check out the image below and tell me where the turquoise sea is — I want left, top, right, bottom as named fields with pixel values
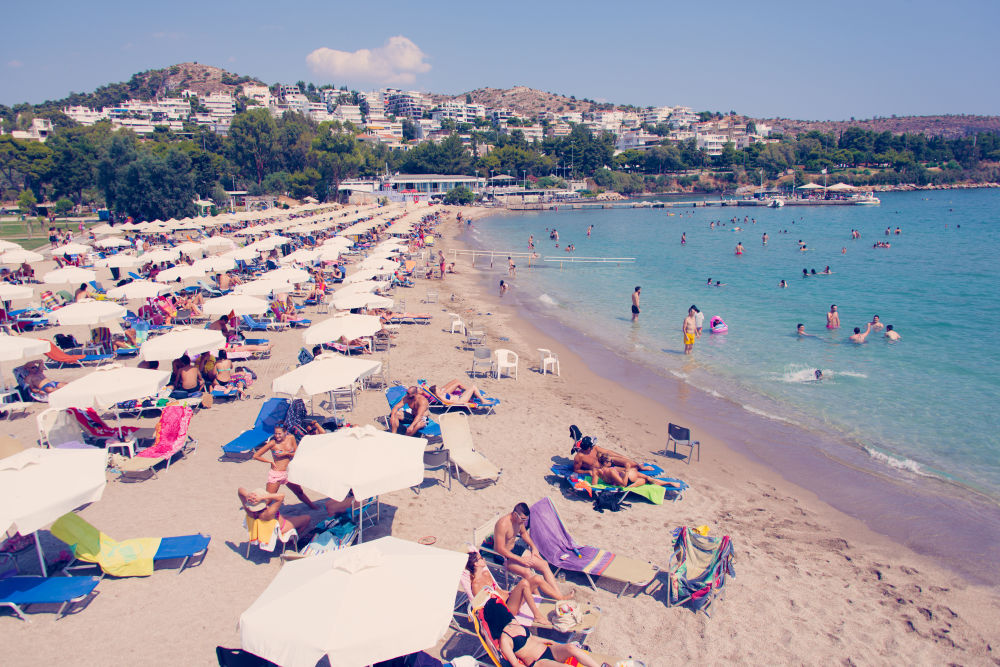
left=468, top=189, right=1000, bottom=500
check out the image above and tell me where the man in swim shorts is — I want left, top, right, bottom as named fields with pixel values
left=683, top=307, right=697, bottom=354
left=827, top=305, right=840, bottom=329
left=849, top=323, right=872, bottom=344
left=493, top=503, right=572, bottom=600
left=388, top=386, right=431, bottom=437
left=631, top=286, right=641, bottom=321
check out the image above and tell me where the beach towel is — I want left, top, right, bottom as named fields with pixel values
left=244, top=517, right=280, bottom=552
left=282, top=399, right=308, bottom=435
left=550, top=463, right=686, bottom=505
left=50, top=513, right=161, bottom=577
left=527, top=498, right=616, bottom=577
left=301, top=515, right=358, bottom=556
left=137, top=406, right=192, bottom=458
left=67, top=407, right=140, bottom=440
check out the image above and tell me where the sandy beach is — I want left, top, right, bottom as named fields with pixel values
left=2, top=206, right=999, bottom=666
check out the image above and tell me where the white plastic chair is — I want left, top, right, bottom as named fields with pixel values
left=537, top=348, right=560, bottom=376
left=447, top=312, right=464, bottom=334
left=424, top=290, right=438, bottom=304
left=494, top=349, right=518, bottom=380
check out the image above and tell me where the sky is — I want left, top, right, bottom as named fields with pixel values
left=2, top=0, right=998, bottom=120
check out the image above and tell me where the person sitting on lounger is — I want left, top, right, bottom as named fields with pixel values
left=494, top=503, right=573, bottom=601
left=208, top=314, right=232, bottom=339
left=24, top=360, right=66, bottom=394
left=252, top=425, right=319, bottom=510
left=572, top=436, right=653, bottom=474
left=467, top=550, right=549, bottom=626
left=212, top=350, right=248, bottom=399
left=430, top=379, right=486, bottom=405
left=238, top=487, right=311, bottom=539
left=591, top=453, right=681, bottom=489
left=74, top=283, right=91, bottom=302
left=389, top=386, right=431, bottom=436
left=480, top=594, right=604, bottom=667
left=170, top=354, right=205, bottom=396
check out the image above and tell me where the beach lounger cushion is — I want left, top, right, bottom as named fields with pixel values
left=0, top=575, right=101, bottom=620
left=221, top=398, right=290, bottom=455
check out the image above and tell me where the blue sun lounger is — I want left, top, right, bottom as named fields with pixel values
left=381, top=385, right=442, bottom=439
left=220, top=398, right=290, bottom=459
left=0, top=576, right=101, bottom=621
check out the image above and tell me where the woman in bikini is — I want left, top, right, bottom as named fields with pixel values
left=237, top=487, right=311, bottom=538
left=252, top=425, right=319, bottom=509
left=212, top=350, right=248, bottom=399
left=480, top=594, right=605, bottom=667
left=430, top=379, right=485, bottom=405
left=466, top=551, right=549, bottom=627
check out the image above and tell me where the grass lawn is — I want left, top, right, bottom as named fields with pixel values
left=0, top=217, right=101, bottom=250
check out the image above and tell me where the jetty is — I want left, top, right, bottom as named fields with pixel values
left=449, top=249, right=635, bottom=268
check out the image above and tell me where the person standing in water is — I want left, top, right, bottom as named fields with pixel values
left=735, top=242, right=744, bottom=255
left=682, top=307, right=698, bottom=354
left=631, top=286, right=641, bottom=321
left=827, top=305, right=840, bottom=329
left=586, top=225, right=593, bottom=237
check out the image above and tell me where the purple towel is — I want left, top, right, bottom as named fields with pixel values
left=529, top=498, right=615, bottom=575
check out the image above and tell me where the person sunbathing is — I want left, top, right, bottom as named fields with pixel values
left=252, top=425, right=319, bottom=510
left=389, top=386, right=430, bottom=436
left=480, top=594, right=605, bottom=667
left=238, top=487, right=311, bottom=539
left=429, top=379, right=485, bottom=405
left=494, top=504, right=572, bottom=601
left=572, top=435, right=653, bottom=474
left=466, top=550, right=549, bottom=626
left=212, top=350, right=248, bottom=399
left=24, top=361, right=66, bottom=394
left=591, top=453, right=681, bottom=489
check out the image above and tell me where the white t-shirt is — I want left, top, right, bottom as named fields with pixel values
left=695, top=311, right=705, bottom=329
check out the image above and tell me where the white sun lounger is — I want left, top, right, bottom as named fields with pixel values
left=439, top=413, right=501, bottom=489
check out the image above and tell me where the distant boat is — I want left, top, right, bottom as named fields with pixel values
left=768, top=198, right=785, bottom=208
left=852, top=193, right=880, bottom=205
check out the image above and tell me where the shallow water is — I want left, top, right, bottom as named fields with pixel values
left=468, top=190, right=1000, bottom=499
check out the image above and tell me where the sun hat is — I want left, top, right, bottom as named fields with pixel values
left=246, top=488, right=268, bottom=512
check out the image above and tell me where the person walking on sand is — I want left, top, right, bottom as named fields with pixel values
left=631, top=286, right=641, bottom=321
left=683, top=307, right=697, bottom=354
left=827, top=304, right=840, bottom=329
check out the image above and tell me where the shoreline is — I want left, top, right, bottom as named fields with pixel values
left=450, top=208, right=1000, bottom=585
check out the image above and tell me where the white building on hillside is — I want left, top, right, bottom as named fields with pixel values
left=332, top=105, right=363, bottom=125
left=241, top=84, right=272, bottom=107
left=63, top=105, right=108, bottom=125
left=9, top=118, right=53, bottom=142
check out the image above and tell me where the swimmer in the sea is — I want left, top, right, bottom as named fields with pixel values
left=813, top=369, right=823, bottom=381
left=797, top=323, right=816, bottom=337
left=884, top=324, right=901, bottom=341
left=822, top=266, right=832, bottom=274
left=870, top=314, right=884, bottom=331
left=849, top=323, right=872, bottom=344
left=762, top=232, right=768, bottom=245
left=827, top=305, right=840, bottom=329
left=779, top=279, right=787, bottom=288
left=735, top=242, right=744, bottom=255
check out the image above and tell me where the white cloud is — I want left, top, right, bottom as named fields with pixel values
left=7, top=60, right=23, bottom=68
left=306, top=36, right=430, bottom=85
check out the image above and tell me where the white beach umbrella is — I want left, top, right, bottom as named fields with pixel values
left=233, top=279, right=294, bottom=297
left=51, top=300, right=126, bottom=326
left=279, top=248, right=320, bottom=265
left=332, top=282, right=378, bottom=297
left=0, top=284, right=34, bottom=301
left=42, top=267, right=97, bottom=285
left=302, top=314, right=381, bottom=345
left=106, top=280, right=170, bottom=301
left=49, top=243, right=92, bottom=256
left=89, top=223, right=121, bottom=236
left=323, top=237, right=353, bottom=249
left=358, top=258, right=399, bottom=273
left=48, top=366, right=171, bottom=411
left=249, top=236, right=290, bottom=252
left=0, top=249, right=44, bottom=264
left=0, top=447, right=108, bottom=575
left=330, top=292, right=393, bottom=311
left=289, top=426, right=425, bottom=502
left=173, top=242, right=204, bottom=255
left=140, top=327, right=226, bottom=362
left=155, top=264, right=206, bottom=283
left=313, top=246, right=347, bottom=262
left=192, top=256, right=236, bottom=273
left=0, top=334, right=49, bottom=363
left=201, top=236, right=236, bottom=251
left=141, top=248, right=181, bottom=263
left=272, top=355, right=380, bottom=397
left=227, top=246, right=262, bottom=261
left=94, top=237, right=131, bottom=249
left=259, top=267, right=310, bottom=284
left=94, top=254, right=141, bottom=269
left=203, top=293, right=271, bottom=317
left=239, top=536, right=464, bottom=667
left=0, top=240, right=23, bottom=252
left=343, top=268, right=383, bottom=284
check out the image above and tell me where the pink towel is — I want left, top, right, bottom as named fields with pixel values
left=137, top=406, right=192, bottom=458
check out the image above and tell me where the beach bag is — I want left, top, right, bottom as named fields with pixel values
left=593, top=488, right=629, bottom=513
left=201, top=392, right=214, bottom=409
left=548, top=600, right=584, bottom=632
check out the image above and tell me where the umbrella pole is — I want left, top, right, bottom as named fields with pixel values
left=34, top=531, right=48, bottom=577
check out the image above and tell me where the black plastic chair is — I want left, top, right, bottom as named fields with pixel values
left=664, top=423, right=700, bottom=464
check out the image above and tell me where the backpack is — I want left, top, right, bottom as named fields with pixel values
left=593, top=488, right=630, bottom=513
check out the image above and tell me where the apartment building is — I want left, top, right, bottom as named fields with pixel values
left=386, top=90, right=427, bottom=120
left=332, top=105, right=364, bottom=125
left=241, top=84, right=272, bottom=107
left=9, top=118, right=54, bottom=142
left=641, top=106, right=674, bottom=126
left=63, top=105, right=109, bottom=125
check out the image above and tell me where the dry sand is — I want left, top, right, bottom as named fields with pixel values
left=2, top=208, right=998, bottom=666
